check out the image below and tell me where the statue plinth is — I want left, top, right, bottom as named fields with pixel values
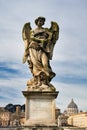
left=22, top=17, right=59, bottom=130
left=22, top=91, right=59, bottom=130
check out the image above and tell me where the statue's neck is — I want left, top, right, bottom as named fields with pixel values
left=37, top=26, right=43, bottom=29
left=34, top=27, right=45, bottom=33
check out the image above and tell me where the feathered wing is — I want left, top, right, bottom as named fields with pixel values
left=48, top=21, right=59, bottom=59
left=22, top=22, right=32, bottom=63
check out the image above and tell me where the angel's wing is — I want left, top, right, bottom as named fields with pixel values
left=22, top=22, right=32, bottom=63
left=48, top=21, right=59, bottom=59
left=22, top=22, right=32, bottom=42
left=50, top=21, right=59, bottom=42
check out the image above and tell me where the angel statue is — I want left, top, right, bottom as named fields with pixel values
left=22, top=16, right=59, bottom=91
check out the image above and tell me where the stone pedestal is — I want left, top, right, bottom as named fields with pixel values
left=22, top=91, right=59, bottom=130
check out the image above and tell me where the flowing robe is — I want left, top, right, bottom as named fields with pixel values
left=28, top=28, right=55, bottom=80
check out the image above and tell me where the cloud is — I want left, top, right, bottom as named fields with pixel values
left=53, top=82, right=87, bottom=112
left=0, top=0, right=87, bottom=111
left=0, top=61, right=29, bottom=79
left=0, top=61, right=31, bottom=106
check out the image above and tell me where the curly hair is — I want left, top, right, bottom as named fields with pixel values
left=35, top=16, right=45, bottom=25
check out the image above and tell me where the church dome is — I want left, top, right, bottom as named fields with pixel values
left=66, top=99, right=78, bottom=116
left=67, top=99, right=78, bottom=109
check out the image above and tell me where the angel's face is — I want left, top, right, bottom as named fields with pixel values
left=37, top=19, right=44, bottom=27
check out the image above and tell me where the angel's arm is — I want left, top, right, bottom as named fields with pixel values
left=30, top=29, right=52, bottom=44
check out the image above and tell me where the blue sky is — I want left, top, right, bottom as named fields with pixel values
left=0, top=0, right=87, bottom=112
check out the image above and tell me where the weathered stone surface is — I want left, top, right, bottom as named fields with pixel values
left=22, top=17, right=59, bottom=90
left=22, top=91, right=58, bottom=127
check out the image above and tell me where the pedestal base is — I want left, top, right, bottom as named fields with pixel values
left=22, top=91, right=59, bottom=130
left=23, top=125, right=58, bottom=130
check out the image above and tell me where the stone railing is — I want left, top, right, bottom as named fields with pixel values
left=0, top=126, right=23, bottom=130
left=60, top=127, right=87, bottom=130
left=0, top=126, right=87, bottom=130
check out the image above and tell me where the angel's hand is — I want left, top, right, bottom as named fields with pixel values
left=41, top=39, right=47, bottom=44
left=22, top=55, right=27, bottom=63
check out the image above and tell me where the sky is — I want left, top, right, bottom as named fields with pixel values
left=0, top=0, right=87, bottom=112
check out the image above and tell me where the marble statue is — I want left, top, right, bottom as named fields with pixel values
left=22, top=17, right=59, bottom=91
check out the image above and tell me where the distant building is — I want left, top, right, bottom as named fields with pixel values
left=58, top=114, right=68, bottom=126
left=57, top=98, right=79, bottom=127
left=66, top=99, right=79, bottom=116
left=68, top=112, right=87, bottom=127
left=0, top=105, right=25, bottom=127
left=10, top=106, right=25, bottom=126
left=0, top=107, right=11, bottom=126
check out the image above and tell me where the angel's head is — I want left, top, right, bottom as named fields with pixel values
left=35, top=17, right=45, bottom=27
